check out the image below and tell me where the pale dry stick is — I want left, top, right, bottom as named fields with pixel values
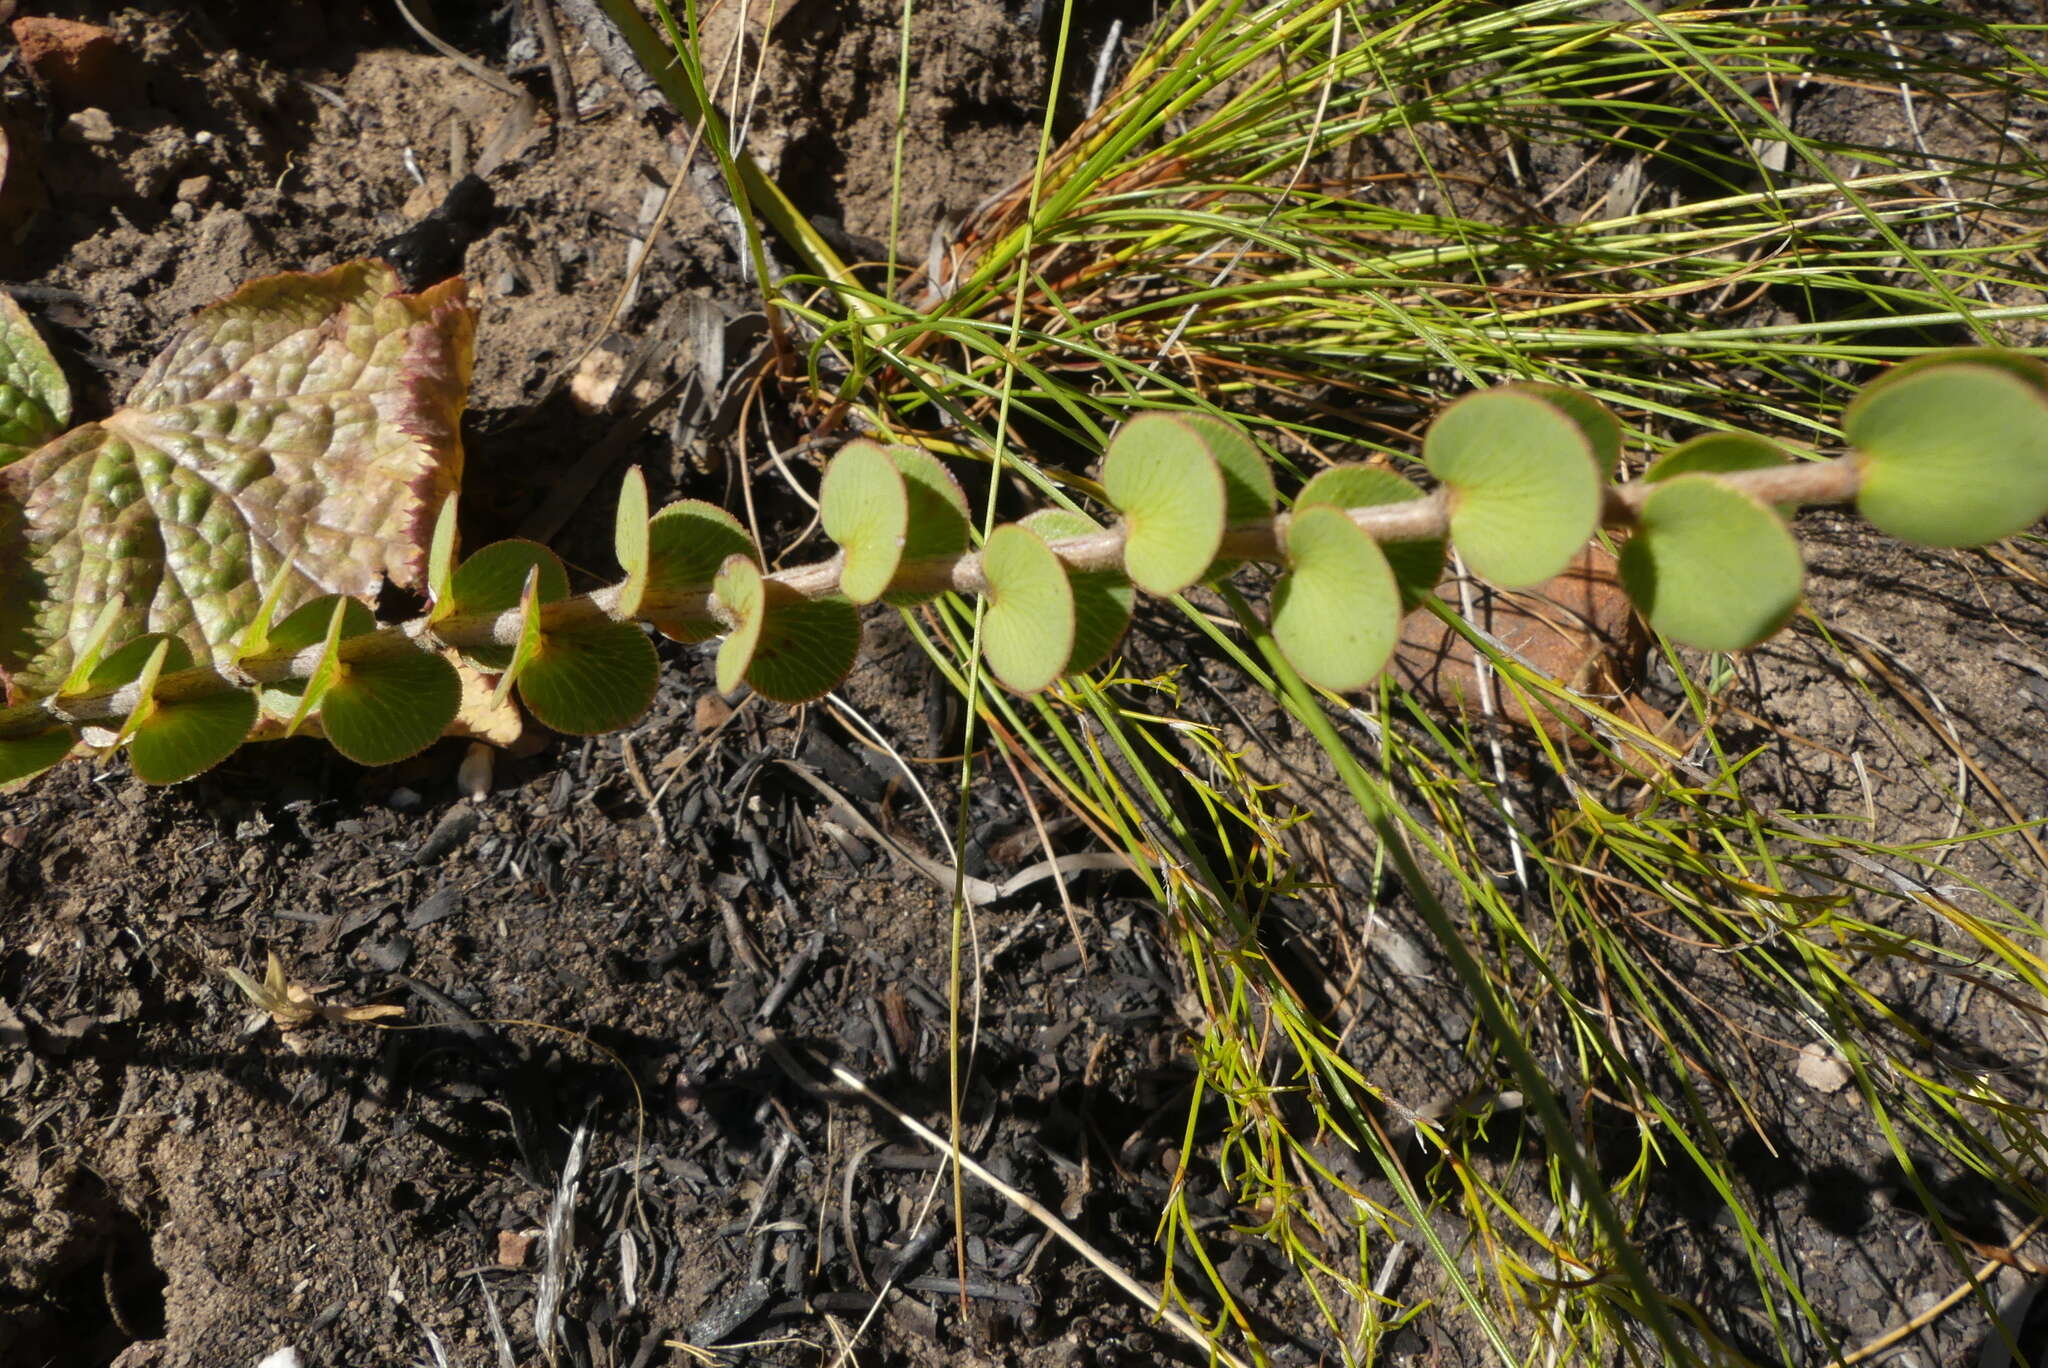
left=823, top=1161, right=953, bottom=1368
left=1836, top=626, right=1971, bottom=845
left=726, top=0, right=781, bottom=196
left=392, top=0, right=527, bottom=99
left=650, top=692, right=756, bottom=806
left=476, top=1272, right=517, bottom=1368
left=526, top=0, right=578, bottom=119
left=0, top=455, right=1870, bottom=740
left=821, top=691, right=957, bottom=860
left=619, top=735, right=667, bottom=845
left=1450, top=556, right=1531, bottom=892
left=1085, top=19, right=1125, bottom=114
left=992, top=736, right=1093, bottom=970
left=761, top=1032, right=1257, bottom=1368
left=1827, top=1216, right=2046, bottom=1367
left=1858, top=0, right=1996, bottom=306
left=1837, top=629, right=2048, bottom=877
left=772, top=758, right=999, bottom=904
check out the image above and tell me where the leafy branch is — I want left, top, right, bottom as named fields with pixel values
left=0, top=262, right=2040, bottom=788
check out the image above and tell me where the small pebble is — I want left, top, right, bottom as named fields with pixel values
left=695, top=692, right=733, bottom=732
left=176, top=173, right=213, bottom=205
left=497, top=1229, right=536, bottom=1268
left=385, top=786, right=422, bottom=812
left=60, top=108, right=116, bottom=145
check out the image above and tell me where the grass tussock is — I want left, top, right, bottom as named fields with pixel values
left=614, top=2, right=2048, bottom=1362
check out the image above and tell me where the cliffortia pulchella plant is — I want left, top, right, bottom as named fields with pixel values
left=0, top=263, right=2044, bottom=785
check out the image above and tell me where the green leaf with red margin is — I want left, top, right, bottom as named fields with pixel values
left=713, top=555, right=860, bottom=704
left=0, top=260, right=474, bottom=701
left=1021, top=508, right=1132, bottom=674
left=319, top=644, right=463, bottom=768
left=128, top=686, right=260, bottom=784
left=646, top=500, right=757, bottom=643
left=0, top=726, right=74, bottom=788
left=517, top=619, right=661, bottom=735
left=979, top=523, right=1074, bottom=695
left=447, top=540, right=570, bottom=673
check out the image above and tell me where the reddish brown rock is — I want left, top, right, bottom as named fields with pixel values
left=9, top=17, right=135, bottom=107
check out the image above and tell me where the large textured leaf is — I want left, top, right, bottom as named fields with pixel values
left=0, top=260, right=474, bottom=701
left=0, top=293, right=68, bottom=467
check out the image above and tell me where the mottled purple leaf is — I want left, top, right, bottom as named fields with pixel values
left=0, top=293, right=68, bottom=468
left=0, top=260, right=474, bottom=701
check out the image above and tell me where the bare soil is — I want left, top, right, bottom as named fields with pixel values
left=2, top=5, right=2045, bottom=1368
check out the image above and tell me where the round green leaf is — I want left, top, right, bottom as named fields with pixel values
left=885, top=446, right=973, bottom=606
left=450, top=541, right=568, bottom=670
left=892, top=445, right=972, bottom=520
left=1023, top=509, right=1132, bottom=674
left=129, top=688, right=259, bottom=784
left=648, top=501, right=757, bottom=643
left=1644, top=432, right=1788, bottom=483
left=981, top=524, right=1076, bottom=695
left=1514, top=384, right=1623, bottom=479
left=1179, top=414, right=1276, bottom=524
left=1847, top=362, right=2048, bottom=547
left=262, top=594, right=378, bottom=655
left=1857, top=346, right=2048, bottom=398
left=450, top=539, right=570, bottom=613
left=1271, top=505, right=1401, bottom=692
left=1619, top=474, right=1803, bottom=651
left=714, top=557, right=859, bottom=703
left=1101, top=413, right=1227, bottom=595
left=1425, top=388, right=1603, bottom=589
left=320, top=645, right=463, bottom=767
left=88, top=634, right=193, bottom=691
left=518, top=620, right=660, bottom=735
left=1296, top=464, right=1444, bottom=608
left=0, top=727, right=78, bottom=786
left=821, top=439, right=910, bottom=604
left=750, top=594, right=860, bottom=705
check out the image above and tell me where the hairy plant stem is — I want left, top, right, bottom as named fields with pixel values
left=0, top=454, right=1864, bottom=740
